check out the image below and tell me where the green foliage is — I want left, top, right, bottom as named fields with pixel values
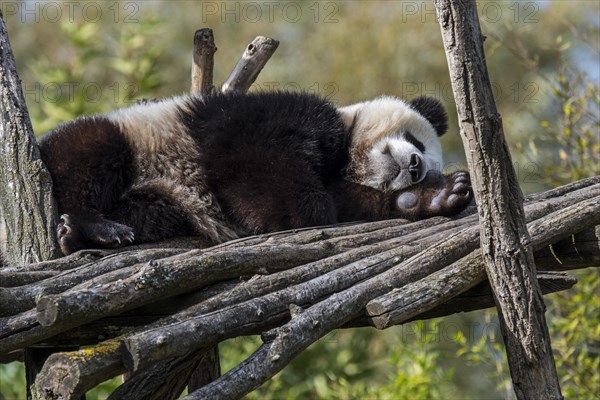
left=548, top=270, right=600, bottom=398
left=530, top=67, right=600, bottom=185
left=344, top=321, right=459, bottom=400
left=456, top=313, right=513, bottom=398
left=0, top=362, right=26, bottom=400
left=26, top=17, right=166, bottom=134
left=220, top=323, right=464, bottom=400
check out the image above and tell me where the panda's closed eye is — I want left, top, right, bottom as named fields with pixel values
left=405, top=131, right=425, bottom=153
left=382, top=143, right=391, bottom=155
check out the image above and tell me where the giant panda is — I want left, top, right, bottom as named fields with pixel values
left=38, top=91, right=472, bottom=256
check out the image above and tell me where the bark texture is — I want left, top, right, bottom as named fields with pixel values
left=191, top=28, right=217, bottom=95
left=433, top=1, right=563, bottom=398
left=0, top=13, right=58, bottom=266
left=221, top=36, right=279, bottom=93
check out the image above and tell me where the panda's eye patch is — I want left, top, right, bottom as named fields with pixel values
left=405, top=131, right=425, bottom=153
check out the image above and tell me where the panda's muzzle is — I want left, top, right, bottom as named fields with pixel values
left=409, top=153, right=425, bottom=183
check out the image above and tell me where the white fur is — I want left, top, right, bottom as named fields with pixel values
left=107, top=96, right=239, bottom=243
left=339, top=96, right=443, bottom=191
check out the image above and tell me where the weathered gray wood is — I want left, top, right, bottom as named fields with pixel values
left=0, top=15, right=63, bottom=399
left=108, top=350, right=213, bottom=400
left=534, top=227, right=600, bottom=271
left=0, top=248, right=185, bottom=316
left=0, top=13, right=58, bottom=266
left=433, top=1, right=562, bottom=398
left=187, top=346, right=221, bottom=393
left=112, top=223, right=475, bottom=372
left=0, top=349, right=22, bottom=363
left=0, top=183, right=596, bottom=356
left=366, top=197, right=600, bottom=328
left=126, top=225, right=481, bottom=380
left=0, top=271, right=59, bottom=287
left=182, top=193, right=598, bottom=399
left=5, top=225, right=591, bottom=350
left=191, top=28, right=217, bottom=95
left=221, top=36, right=279, bottom=93
left=21, top=269, right=578, bottom=400
left=405, top=272, right=576, bottom=322
left=32, top=341, right=125, bottom=400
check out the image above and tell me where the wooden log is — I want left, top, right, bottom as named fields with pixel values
left=0, top=248, right=186, bottom=317
left=35, top=183, right=600, bottom=331
left=12, top=224, right=595, bottom=349
left=182, top=194, right=599, bottom=399
left=534, top=227, right=600, bottom=271
left=123, top=224, right=482, bottom=374
left=114, top=223, right=474, bottom=372
left=366, top=197, right=600, bottom=328
left=26, top=270, right=578, bottom=400
left=221, top=36, right=279, bottom=93
left=405, top=272, right=577, bottom=322
left=433, top=1, right=562, bottom=397
left=32, top=340, right=125, bottom=400
left=107, top=351, right=211, bottom=400
left=0, top=183, right=597, bottom=355
left=191, top=28, right=217, bottom=95
left=345, top=271, right=578, bottom=329
left=0, top=349, right=22, bottom=363
left=0, top=271, right=59, bottom=287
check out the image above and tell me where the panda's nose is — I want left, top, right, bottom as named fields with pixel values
left=409, top=153, right=424, bottom=182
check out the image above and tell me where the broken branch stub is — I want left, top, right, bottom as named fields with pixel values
left=221, top=36, right=279, bottom=94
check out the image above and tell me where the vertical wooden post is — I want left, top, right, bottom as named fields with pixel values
left=0, top=12, right=58, bottom=266
left=191, top=28, right=217, bottom=95
left=187, top=27, right=221, bottom=393
left=433, top=1, right=563, bottom=398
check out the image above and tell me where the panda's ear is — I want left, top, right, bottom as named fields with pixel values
left=409, top=96, right=448, bottom=136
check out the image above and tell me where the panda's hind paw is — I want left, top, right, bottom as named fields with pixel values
left=429, top=171, right=473, bottom=215
left=88, top=220, right=135, bottom=248
left=56, top=214, right=135, bottom=255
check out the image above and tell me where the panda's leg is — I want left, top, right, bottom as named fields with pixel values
left=108, top=180, right=239, bottom=246
left=105, top=182, right=193, bottom=245
left=328, top=180, right=392, bottom=222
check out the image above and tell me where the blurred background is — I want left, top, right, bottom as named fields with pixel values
left=0, top=1, right=598, bottom=399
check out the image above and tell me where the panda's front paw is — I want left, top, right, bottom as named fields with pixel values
left=393, top=171, right=473, bottom=219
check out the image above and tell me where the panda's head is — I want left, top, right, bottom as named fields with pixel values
left=339, top=95, right=448, bottom=191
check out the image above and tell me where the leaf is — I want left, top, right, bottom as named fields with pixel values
left=559, top=149, right=568, bottom=161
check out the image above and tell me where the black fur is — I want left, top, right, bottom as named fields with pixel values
left=38, top=91, right=471, bottom=255
left=409, top=96, right=448, bottom=136
left=181, top=92, right=349, bottom=234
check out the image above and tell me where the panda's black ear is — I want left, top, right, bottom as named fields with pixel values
left=409, top=96, right=448, bottom=136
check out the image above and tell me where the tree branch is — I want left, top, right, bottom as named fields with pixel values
left=221, top=36, right=279, bottom=93
left=366, top=197, right=600, bottom=328
left=191, top=28, right=217, bottom=95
